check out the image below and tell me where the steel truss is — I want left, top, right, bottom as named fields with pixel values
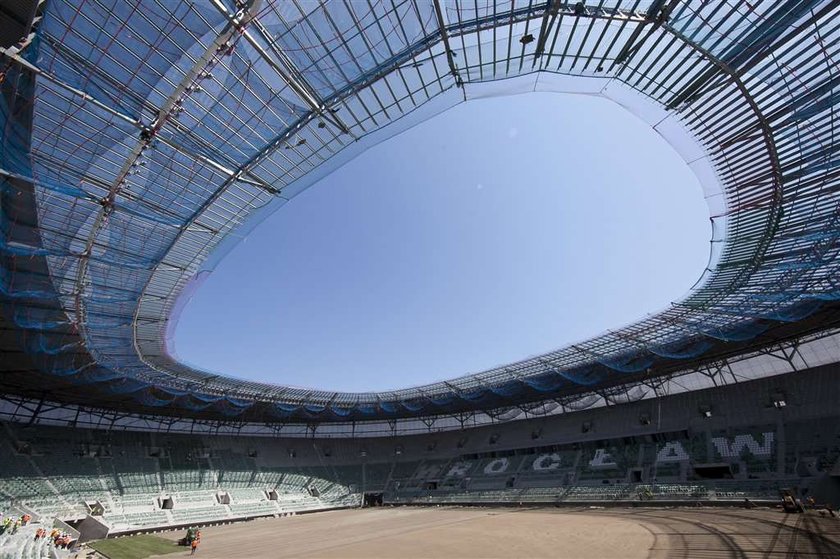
left=2, top=327, right=837, bottom=438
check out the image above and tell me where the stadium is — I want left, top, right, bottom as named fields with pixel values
left=1, top=0, right=840, bottom=557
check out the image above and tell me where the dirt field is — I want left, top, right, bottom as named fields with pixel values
left=147, top=506, right=840, bottom=559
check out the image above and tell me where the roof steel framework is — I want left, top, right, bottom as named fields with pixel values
left=2, top=327, right=839, bottom=437
left=1, top=0, right=840, bottom=423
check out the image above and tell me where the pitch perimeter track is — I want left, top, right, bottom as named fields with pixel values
left=146, top=506, right=840, bottom=558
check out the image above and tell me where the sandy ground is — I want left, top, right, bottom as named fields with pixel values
left=148, top=506, right=840, bottom=559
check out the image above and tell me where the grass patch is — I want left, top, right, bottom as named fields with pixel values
left=88, top=534, right=184, bottom=559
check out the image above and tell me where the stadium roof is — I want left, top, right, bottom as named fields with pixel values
left=1, top=0, right=840, bottom=424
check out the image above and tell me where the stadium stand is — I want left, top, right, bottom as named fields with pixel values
left=0, top=511, right=76, bottom=559
left=0, top=367, right=835, bottom=541
left=0, top=425, right=359, bottom=537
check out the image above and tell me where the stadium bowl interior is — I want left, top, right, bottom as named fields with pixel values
left=1, top=0, right=839, bottom=555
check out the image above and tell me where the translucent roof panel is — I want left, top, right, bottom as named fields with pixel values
left=1, top=0, right=839, bottom=423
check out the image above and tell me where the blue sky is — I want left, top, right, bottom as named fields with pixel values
left=173, top=92, right=711, bottom=392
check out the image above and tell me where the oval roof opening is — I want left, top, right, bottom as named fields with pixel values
left=173, top=92, right=711, bottom=392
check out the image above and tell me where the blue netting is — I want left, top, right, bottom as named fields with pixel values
left=355, top=404, right=377, bottom=415
left=649, top=339, right=714, bottom=359
left=598, top=353, right=655, bottom=373
left=523, top=374, right=566, bottom=392
left=400, top=399, right=426, bottom=412
left=40, top=0, right=227, bottom=117
left=0, top=268, right=58, bottom=300
left=13, top=306, right=70, bottom=330
left=135, top=389, right=176, bottom=407
left=378, top=401, right=398, bottom=413
left=557, top=367, right=606, bottom=386
left=21, top=332, right=81, bottom=355
left=331, top=406, right=354, bottom=417
left=460, top=390, right=485, bottom=401
left=106, top=378, right=150, bottom=394
left=212, top=398, right=252, bottom=416
left=756, top=300, right=822, bottom=322
left=265, top=1, right=435, bottom=98
left=75, top=367, right=125, bottom=384
left=177, top=396, right=214, bottom=412
left=158, top=386, right=191, bottom=398
left=429, top=395, right=455, bottom=406
left=44, top=359, right=91, bottom=377
left=694, top=321, right=770, bottom=342
left=714, top=0, right=823, bottom=73
left=489, top=381, right=525, bottom=398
